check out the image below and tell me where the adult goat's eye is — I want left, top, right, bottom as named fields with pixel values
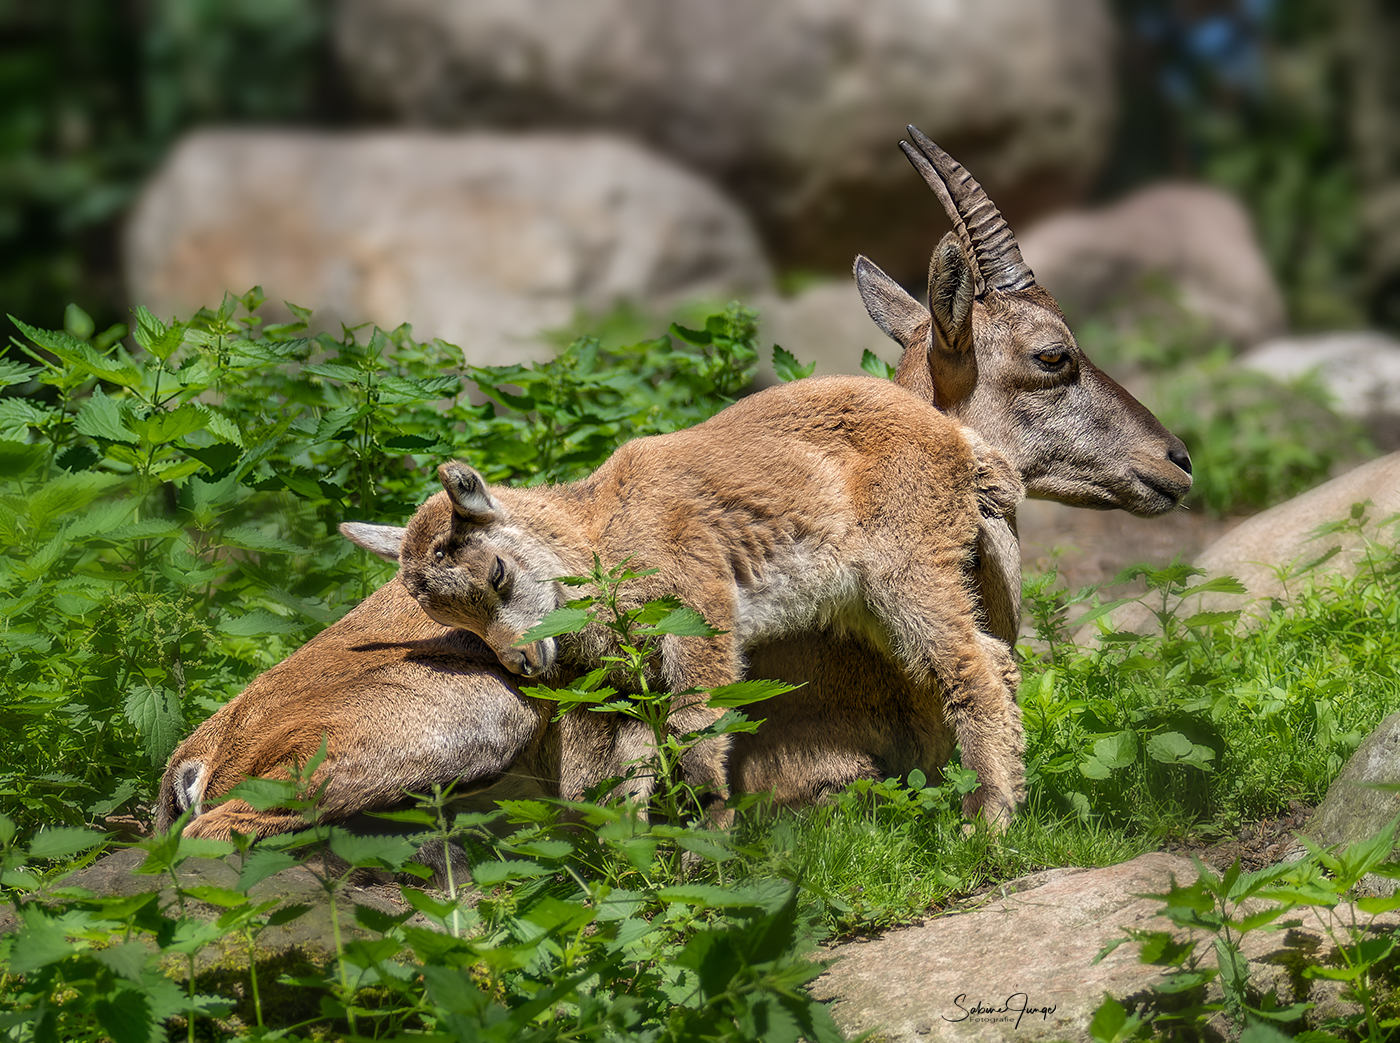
left=1035, top=348, right=1066, bottom=367
left=490, top=556, right=507, bottom=591
left=433, top=548, right=445, bottom=562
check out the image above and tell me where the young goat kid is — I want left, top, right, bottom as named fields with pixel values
left=375, top=375, right=1025, bottom=823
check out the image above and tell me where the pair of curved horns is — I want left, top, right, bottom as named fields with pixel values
left=901, top=125, right=1036, bottom=296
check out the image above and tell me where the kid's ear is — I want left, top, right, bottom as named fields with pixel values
left=340, top=522, right=406, bottom=562
left=439, top=462, right=500, bottom=524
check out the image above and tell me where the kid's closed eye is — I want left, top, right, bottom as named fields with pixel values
left=489, top=556, right=507, bottom=591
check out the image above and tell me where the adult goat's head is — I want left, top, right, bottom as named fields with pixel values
left=856, top=126, right=1193, bottom=516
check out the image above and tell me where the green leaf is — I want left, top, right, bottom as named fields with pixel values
left=73, top=385, right=137, bottom=443
left=1184, top=610, right=1242, bottom=629
left=236, top=849, right=301, bottom=891
left=127, top=403, right=208, bottom=444
left=1073, top=595, right=1140, bottom=629
left=95, top=987, right=155, bottom=1043
left=220, top=524, right=305, bottom=555
left=218, top=610, right=304, bottom=637
left=183, top=885, right=250, bottom=909
left=519, top=606, right=592, bottom=643
left=0, top=398, right=54, bottom=441
left=8, top=908, right=78, bottom=973
left=93, top=942, right=152, bottom=982
left=1180, top=574, right=1249, bottom=598
left=0, top=357, right=39, bottom=388
left=706, top=678, right=798, bottom=707
left=12, top=316, right=144, bottom=386
left=472, top=860, right=549, bottom=885
left=644, top=605, right=721, bottom=637
left=772, top=345, right=817, bottom=382
left=1146, top=731, right=1215, bottom=770
left=860, top=349, right=897, bottom=380
left=326, top=829, right=418, bottom=870
left=122, top=685, right=186, bottom=767
left=132, top=306, right=184, bottom=361
left=26, top=825, right=107, bottom=860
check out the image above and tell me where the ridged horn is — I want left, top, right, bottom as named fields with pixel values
left=900, top=124, right=1036, bottom=295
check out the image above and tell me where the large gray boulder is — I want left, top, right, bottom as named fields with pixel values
left=333, top=0, right=1117, bottom=282
left=1240, top=331, right=1400, bottom=450
left=125, top=129, right=772, bottom=366
left=1018, top=183, right=1287, bottom=348
left=1080, top=452, right=1400, bottom=641
left=1304, top=711, right=1400, bottom=894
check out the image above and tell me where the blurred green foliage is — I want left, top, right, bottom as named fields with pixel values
left=1107, top=0, right=1363, bottom=330
left=0, top=0, right=333, bottom=344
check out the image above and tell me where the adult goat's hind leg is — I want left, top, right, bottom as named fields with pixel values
left=868, top=562, right=1023, bottom=827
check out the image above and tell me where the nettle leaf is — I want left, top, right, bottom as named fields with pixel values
left=100, top=519, right=187, bottom=543
left=64, top=500, right=135, bottom=540
left=302, top=362, right=364, bottom=384
left=25, top=471, right=124, bottom=529
left=93, top=941, right=152, bottom=982
left=12, top=317, right=144, bottom=387
left=644, top=605, right=720, bottom=637
left=327, top=829, right=418, bottom=870
left=1180, top=574, right=1249, bottom=598
left=472, top=859, right=549, bottom=885
left=26, top=825, right=107, bottom=860
left=132, top=305, right=185, bottom=361
left=706, top=678, right=798, bottom=708
left=0, top=357, right=39, bottom=388
left=860, top=349, right=897, bottom=380
left=218, top=609, right=304, bottom=637
left=379, top=374, right=461, bottom=400
left=0, top=398, right=55, bottom=441
left=772, top=345, right=817, bottom=382
left=73, top=386, right=137, bottom=444
left=122, top=684, right=186, bottom=767
left=1184, top=610, right=1242, bottom=629
left=220, top=525, right=306, bottom=555
left=126, top=403, right=207, bottom=445
left=199, top=406, right=243, bottom=446
left=519, top=606, right=592, bottom=643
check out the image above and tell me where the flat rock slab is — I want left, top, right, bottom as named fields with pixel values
left=813, top=852, right=1395, bottom=1042
left=0, top=848, right=419, bottom=958
left=814, top=854, right=1196, bottom=1042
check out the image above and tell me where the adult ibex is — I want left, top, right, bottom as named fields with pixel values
left=729, top=126, right=1193, bottom=804
left=158, top=128, right=1191, bottom=840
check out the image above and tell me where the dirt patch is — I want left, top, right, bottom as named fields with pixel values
left=1163, top=801, right=1313, bottom=874
left=1017, top=499, right=1247, bottom=595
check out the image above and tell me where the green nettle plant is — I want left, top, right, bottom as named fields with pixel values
left=1093, top=817, right=1400, bottom=1043
left=0, top=580, right=845, bottom=1042
left=0, top=292, right=762, bottom=836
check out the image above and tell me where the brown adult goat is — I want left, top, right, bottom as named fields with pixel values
left=158, top=128, right=1191, bottom=840
left=729, top=126, right=1192, bottom=804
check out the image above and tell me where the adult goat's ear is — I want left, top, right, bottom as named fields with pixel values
left=929, top=231, right=975, bottom=357
left=340, top=522, right=406, bottom=562
left=855, top=253, right=938, bottom=402
left=439, top=462, right=499, bottom=525
left=854, top=254, right=930, bottom=351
